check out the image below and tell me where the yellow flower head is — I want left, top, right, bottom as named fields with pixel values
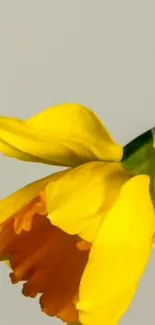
left=0, top=104, right=155, bottom=325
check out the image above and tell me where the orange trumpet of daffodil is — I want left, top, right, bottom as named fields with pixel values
left=0, top=103, right=155, bottom=325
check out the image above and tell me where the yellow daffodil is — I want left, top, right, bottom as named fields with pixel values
left=0, top=103, right=155, bottom=325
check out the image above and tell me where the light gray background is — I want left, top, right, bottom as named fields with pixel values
left=0, top=1, right=155, bottom=324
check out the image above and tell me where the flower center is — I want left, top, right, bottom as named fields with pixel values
left=0, top=194, right=90, bottom=322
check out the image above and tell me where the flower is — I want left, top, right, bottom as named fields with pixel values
left=0, top=103, right=155, bottom=325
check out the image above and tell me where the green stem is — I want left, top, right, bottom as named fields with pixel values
left=122, top=128, right=155, bottom=202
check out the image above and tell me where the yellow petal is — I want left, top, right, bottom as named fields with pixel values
left=0, top=139, right=41, bottom=162
left=0, top=170, right=66, bottom=225
left=77, top=175, right=155, bottom=325
left=46, top=161, right=131, bottom=242
left=0, top=104, right=123, bottom=167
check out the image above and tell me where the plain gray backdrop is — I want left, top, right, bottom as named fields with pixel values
left=0, top=1, right=155, bottom=324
